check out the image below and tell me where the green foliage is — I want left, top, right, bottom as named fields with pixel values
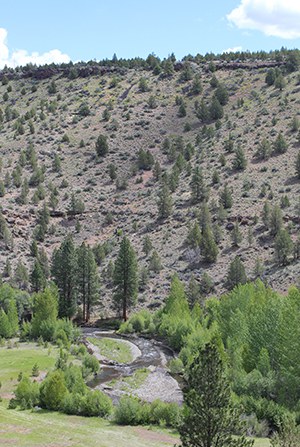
left=179, top=341, right=253, bottom=447
left=274, top=229, right=293, bottom=266
left=220, top=184, right=233, bottom=209
left=269, top=204, right=283, bottom=237
left=201, top=226, right=218, bottom=263
left=82, top=353, right=100, bottom=377
left=190, top=166, right=209, bottom=203
left=14, top=376, right=40, bottom=409
left=227, top=256, right=247, bottom=290
left=113, top=237, right=138, bottom=321
left=31, top=287, right=58, bottom=339
left=114, top=395, right=181, bottom=427
left=137, top=149, right=154, bottom=170
left=51, top=235, right=77, bottom=318
left=76, top=243, right=99, bottom=322
left=232, top=145, right=247, bottom=171
left=40, top=370, right=68, bottom=411
left=158, top=275, right=193, bottom=350
left=273, top=132, right=287, bottom=154
left=95, top=134, right=109, bottom=157
left=157, top=182, right=173, bottom=219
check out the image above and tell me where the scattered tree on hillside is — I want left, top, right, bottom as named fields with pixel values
left=157, top=182, right=173, bottom=219
left=227, top=256, right=247, bottom=290
left=95, top=134, right=109, bottom=157
left=274, top=229, right=293, bottom=266
left=190, top=166, right=209, bottom=203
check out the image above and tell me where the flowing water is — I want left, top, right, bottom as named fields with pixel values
left=82, top=328, right=175, bottom=388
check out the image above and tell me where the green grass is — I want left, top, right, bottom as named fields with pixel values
left=253, top=438, right=270, bottom=447
left=119, top=367, right=150, bottom=391
left=87, top=337, right=133, bottom=363
left=0, top=341, right=59, bottom=394
left=0, top=341, right=270, bottom=447
left=0, top=401, right=178, bottom=447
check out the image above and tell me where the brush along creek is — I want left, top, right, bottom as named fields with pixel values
left=82, top=329, right=183, bottom=405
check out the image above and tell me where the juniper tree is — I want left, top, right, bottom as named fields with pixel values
left=95, top=134, right=109, bottom=157
left=231, top=221, right=242, bottom=247
left=220, top=184, right=233, bottom=209
left=157, top=182, right=173, bottom=219
left=179, top=341, right=253, bottom=447
left=190, top=166, right=208, bottom=203
left=273, top=132, right=287, bottom=154
left=113, top=237, right=138, bottom=321
left=227, top=256, right=247, bottom=290
left=142, top=235, right=153, bottom=256
left=201, top=226, right=218, bottom=263
left=186, top=222, right=202, bottom=249
left=274, top=228, right=293, bottom=266
left=270, top=204, right=283, bottom=237
left=232, top=145, right=247, bottom=171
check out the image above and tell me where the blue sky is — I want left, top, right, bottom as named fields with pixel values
left=1, top=0, right=300, bottom=67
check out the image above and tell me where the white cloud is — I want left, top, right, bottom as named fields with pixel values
left=227, top=0, right=300, bottom=39
left=0, top=28, right=70, bottom=69
left=222, top=46, right=243, bottom=53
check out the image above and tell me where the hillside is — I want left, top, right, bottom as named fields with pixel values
left=0, top=52, right=300, bottom=317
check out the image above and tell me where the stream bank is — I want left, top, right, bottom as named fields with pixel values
left=82, top=328, right=183, bottom=405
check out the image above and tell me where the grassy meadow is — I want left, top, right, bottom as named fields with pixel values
left=0, top=341, right=270, bottom=447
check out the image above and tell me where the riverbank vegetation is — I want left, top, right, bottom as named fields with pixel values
left=120, top=276, right=300, bottom=439
left=87, top=336, right=134, bottom=363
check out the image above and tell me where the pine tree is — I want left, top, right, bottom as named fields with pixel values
left=152, top=160, right=162, bottom=182
left=195, top=98, right=210, bottom=123
left=142, top=235, right=153, bottom=256
left=31, top=259, right=47, bottom=292
left=51, top=235, right=77, bottom=318
left=201, top=226, right=218, bottom=263
left=13, top=261, right=29, bottom=290
left=148, top=250, right=162, bottom=273
left=95, top=134, right=109, bottom=157
left=256, top=138, right=271, bottom=160
left=295, top=151, right=300, bottom=179
left=220, top=184, right=233, bottom=209
left=232, top=145, right=247, bottom=171
left=209, top=96, right=223, bottom=120
left=157, top=182, right=173, bottom=219
left=179, top=341, right=253, bottom=447
left=227, top=256, right=247, bottom=290
left=186, top=222, right=202, bottom=249
left=113, top=237, right=138, bottom=321
left=199, top=202, right=212, bottom=232
left=273, top=132, right=287, bottom=154
left=190, top=166, right=209, bottom=203
left=186, top=274, right=201, bottom=307
left=231, top=221, right=242, bottom=247
left=270, top=204, right=283, bottom=237
left=274, top=228, right=293, bottom=266
left=262, top=201, right=271, bottom=227
left=76, top=242, right=99, bottom=322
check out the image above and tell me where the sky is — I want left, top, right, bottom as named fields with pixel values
left=1, top=0, right=300, bottom=68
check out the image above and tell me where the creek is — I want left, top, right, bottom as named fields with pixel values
left=82, top=328, right=183, bottom=404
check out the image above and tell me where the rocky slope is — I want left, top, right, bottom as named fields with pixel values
left=0, top=55, right=300, bottom=316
